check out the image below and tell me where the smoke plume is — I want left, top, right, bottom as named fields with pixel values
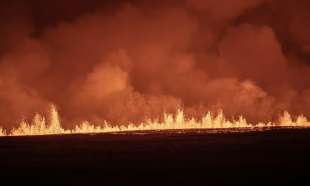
left=1, top=0, right=310, bottom=129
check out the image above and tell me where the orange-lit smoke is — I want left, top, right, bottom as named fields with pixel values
left=1, top=0, right=310, bottom=131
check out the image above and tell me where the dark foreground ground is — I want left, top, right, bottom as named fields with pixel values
left=1, top=128, right=310, bottom=185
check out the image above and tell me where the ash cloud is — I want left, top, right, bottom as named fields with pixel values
left=1, top=0, right=310, bottom=128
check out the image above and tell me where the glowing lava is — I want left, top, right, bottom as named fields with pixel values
left=0, top=105, right=309, bottom=136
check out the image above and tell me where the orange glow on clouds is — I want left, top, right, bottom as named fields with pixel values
left=2, top=1, right=310, bottom=132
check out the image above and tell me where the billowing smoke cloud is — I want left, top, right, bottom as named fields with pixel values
left=1, top=0, right=310, bottom=129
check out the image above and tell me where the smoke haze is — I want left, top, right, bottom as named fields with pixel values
left=1, top=0, right=310, bottom=129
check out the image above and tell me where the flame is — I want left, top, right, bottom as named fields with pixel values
left=0, top=105, right=309, bottom=137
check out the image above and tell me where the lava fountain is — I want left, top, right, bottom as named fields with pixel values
left=0, top=105, right=309, bottom=137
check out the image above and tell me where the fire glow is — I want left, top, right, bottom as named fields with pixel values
left=2, top=1, right=310, bottom=137
left=0, top=105, right=309, bottom=137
